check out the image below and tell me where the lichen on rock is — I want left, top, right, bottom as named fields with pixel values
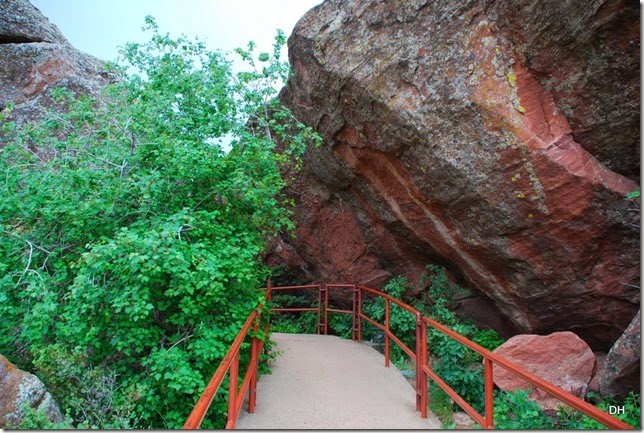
left=0, top=354, right=63, bottom=428
left=270, top=0, right=640, bottom=353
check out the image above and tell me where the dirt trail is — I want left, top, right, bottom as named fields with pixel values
left=235, top=332, right=442, bottom=429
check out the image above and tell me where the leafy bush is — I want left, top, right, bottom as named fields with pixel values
left=269, top=293, right=319, bottom=334
left=0, top=17, right=318, bottom=429
left=555, top=391, right=641, bottom=429
left=472, top=329, right=505, bottom=351
left=361, top=266, right=505, bottom=419
left=329, top=313, right=354, bottom=339
left=270, top=312, right=318, bottom=334
left=492, top=389, right=554, bottom=429
left=415, top=265, right=501, bottom=415
left=8, top=405, right=75, bottom=430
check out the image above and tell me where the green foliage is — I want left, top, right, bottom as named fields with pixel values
left=362, top=266, right=505, bottom=419
left=270, top=311, right=318, bottom=334
left=363, top=276, right=416, bottom=344
left=0, top=17, right=318, bottom=429
left=428, top=382, right=455, bottom=428
left=362, top=276, right=418, bottom=366
left=492, top=389, right=554, bottom=429
left=31, top=344, right=137, bottom=429
left=8, top=404, right=75, bottom=430
left=268, top=293, right=318, bottom=334
left=626, top=189, right=640, bottom=199
left=555, top=391, right=640, bottom=429
left=415, top=265, right=501, bottom=414
left=472, top=329, right=505, bottom=351
left=329, top=313, right=354, bottom=339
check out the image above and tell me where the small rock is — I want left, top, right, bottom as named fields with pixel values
left=0, top=354, right=63, bottom=428
left=587, top=352, right=607, bottom=395
left=453, top=411, right=475, bottom=429
left=492, top=331, right=595, bottom=411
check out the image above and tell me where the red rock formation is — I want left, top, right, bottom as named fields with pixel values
left=599, top=309, right=641, bottom=399
left=270, top=0, right=640, bottom=350
left=0, top=0, right=112, bottom=123
left=492, top=332, right=596, bottom=411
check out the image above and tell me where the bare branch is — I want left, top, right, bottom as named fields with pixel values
left=167, top=334, right=193, bottom=352
left=177, top=224, right=194, bottom=241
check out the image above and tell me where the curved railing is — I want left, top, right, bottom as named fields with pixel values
left=183, top=283, right=633, bottom=430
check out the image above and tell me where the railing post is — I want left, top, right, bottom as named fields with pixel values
left=419, top=318, right=428, bottom=418
left=248, top=317, right=260, bottom=414
left=266, top=279, right=272, bottom=336
left=414, top=313, right=423, bottom=413
left=324, top=285, right=329, bottom=335
left=484, top=357, right=494, bottom=429
left=226, top=352, right=239, bottom=429
left=352, top=285, right=358, bottom=341
left=357, top=288, right=362, bottom=342
left=317, top=285, right=324, bottom=335
left=384, top=299, right=390, bottom=367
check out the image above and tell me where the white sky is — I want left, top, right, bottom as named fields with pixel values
left=30, top=0, right=322, bottom=64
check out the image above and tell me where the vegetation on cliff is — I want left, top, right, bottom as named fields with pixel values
left=0, top=17, right=318, bottom=429
left=269, top=266, right=640, bottom=429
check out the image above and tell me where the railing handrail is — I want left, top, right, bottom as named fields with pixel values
left=184, top=282, right=633, bottom=430
left=183, top=286, right=272, bottom=429
left=419, top=315, right=633, bottom=429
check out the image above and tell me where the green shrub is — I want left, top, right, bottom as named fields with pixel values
left=329, top=313, right=354, bottom=339
left=270, top=311, right=318, bottom=334
left=360, top=266, right=505, bottom=416
left=31, top=344, right=136, bottom=428
left=269, top=293, right=319, bottom=334
left=492, top=389, right=554, bottom=429
left=428, top=382, right=455, bottom=428
left=555, top=391, right=641, bottom=429
left=8, top=404, right=76, bottom=430
left=0, top=17, right=318, bottom=429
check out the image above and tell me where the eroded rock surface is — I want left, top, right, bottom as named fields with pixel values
left=0, top=354, right=63, bottom=428
left=599, top=309, right=640, bottom=399
left=271, top=0, right=640, bottom=350
left=0, top=0, right=112, bottom=121
left=492, top=331, right=595, bottom=411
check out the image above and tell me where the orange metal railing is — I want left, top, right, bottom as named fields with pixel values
left=415, top=314, right=633, bottom=429
left=182, top=283, right=272, bottom=429
left=183, top=282, right=633, bottom=430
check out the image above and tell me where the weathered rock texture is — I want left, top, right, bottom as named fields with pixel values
left=492, top=331, right=596, bottom=411
left=587, top=351, right=607, bottom=395
left=599, top=309, right=640, bottom=399
left=0, top=354, right=63, bottom=427
left=0, top=0, right=112, bottom=122
left=271, top=0, right=640, bottom=350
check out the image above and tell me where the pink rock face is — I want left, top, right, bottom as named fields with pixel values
left=492, top=332, right=596, bottom=411
left=272, top=0, right=640, bottom=350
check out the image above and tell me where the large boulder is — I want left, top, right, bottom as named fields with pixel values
left=599, top=309, right=640, bottom=399
left=271, top=0, right=640, bottom=350
left=0, top=354, right=63, bottom=428
left=0, top=0, right=113, bottom=122
left=492, top=331, right=595, bottom=411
